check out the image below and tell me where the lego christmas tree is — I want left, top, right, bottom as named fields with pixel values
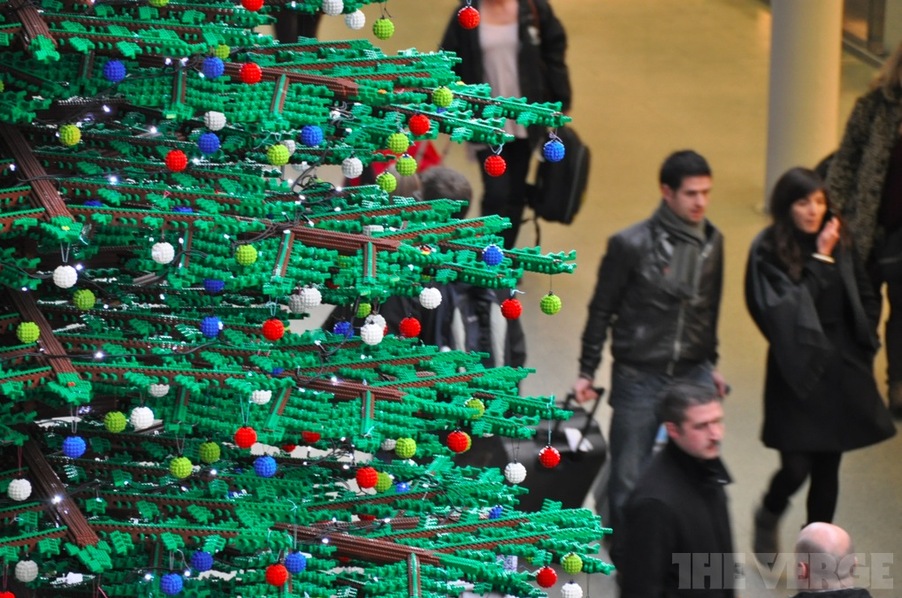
left=0, top=0, right=611, bottom=595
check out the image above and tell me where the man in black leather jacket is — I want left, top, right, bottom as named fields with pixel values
left=572, top=150, right=728, bottom=534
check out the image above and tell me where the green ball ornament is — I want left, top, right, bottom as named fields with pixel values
left=432, top=86, right=453, bottom=108
left=465, top=398, right=485, bottom=419
left=73, top=289, right=96, bottom=311
left=148, top=0, right=169, bottom=6
left=170, top=456, right=193, bottom=479
left=198, top=441, right=221, bottom=464
left=213, top=44, right=230, bottom=59
left=561, top=553, right=583, bottom=575
left=16, top=322, right=40, bottom=344
left=375, top=471, right=393, bottom=492
left=59, top=124, right=81, bottom=147
left=540, top=292, right=562, bottom=315
left=356, top=302, right=372, bottom=318
left=386, top=132, right=410, bottom=154
left=267, top=144, right=290, bottom=166
left=104, top=411, right=127, bottom=433
left=396, top=154, right=417, bottom=177
left=0, top=81, right=4, bottom=93
left=373, top=17, right=395, bottom=40
left=376, top=172, right=397, bottom=193
left=395, top=437, right=416, bottom=459
left=235, top=244, right=258, bottom=265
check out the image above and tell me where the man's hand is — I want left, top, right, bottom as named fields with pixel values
left=573, top=377, right=601, bottom=403
left=712, top=370, right=730, bottom=398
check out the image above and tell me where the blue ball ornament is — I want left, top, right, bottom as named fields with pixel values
left=333, top=321, right=352, bottom=338
left=482, top=244, right=504, bottom=266
left=103, top=60, right=127, bottom=83
left=172, top=206, right=193, bottom=213
left=203, top=279, right=224, bottom=294
left=83, top=199, right=103, bottom=207
left=201, top=57, right=225, bottom=79
left=62, top=435, right=87, bottom=458
left=300, top=125, right=324, bottom=147
left=395, top=481, right=410, bottom=493
left=200, top=316, right=222, bottom=338
left=543, top=139, right=566, bottom=163
left=284, top=551, right=307, bottom=574
left=488, top=505, right=503, bottom=519
left=190, top=551, right=213, bottom=572
left=253, top=455, right=277, bottom=478
left=197, top=132, right=220, bottom=155
left=160, top=572, right=183, bottom=595
left=271, top=366, right=285, bottom=376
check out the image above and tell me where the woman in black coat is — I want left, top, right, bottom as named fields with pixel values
left=745, top=167, right=895, bottom=556
left=440, top=0, right=571, bottom=248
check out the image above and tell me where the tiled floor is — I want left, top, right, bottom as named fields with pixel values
left=299, top=1, right=902, bottom=595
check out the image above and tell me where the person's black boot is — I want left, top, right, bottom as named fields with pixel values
left=753, top=502, right=782, bottom=558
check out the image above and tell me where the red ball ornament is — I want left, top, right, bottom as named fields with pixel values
left=239, top=62, right=262, bottom=84
left=282, top=443, right=297, bottom=452
left=358, top=513, right=377, bottom=521
left=457, top=5, right=480, bottom=29
left=234, top=426, right=257, bottom=449
left=165, top=150, right=187, bottom=172
left=262, top=318, right=285, bottom=341
left=535, top=565, right=558, bottom=588
left=399, top=317, right=422, bottom=338
left=242, top=0, right=263, bottom=10
left=265, top=563, right=288, bottom=587
left=538, top=445, right=561, bottom=468
left=500, top=298, right=522, bottom=320
left=447, top=430, right=471, bottom=453
left=484, top=154, right=506, bottom=177
left=301, top=430, right=321, bottom=444
left=0, top=592, right=15, bottom=598
left=355, top=466, right=378, bottom=489
left=408, top=114, right=431, bottom=136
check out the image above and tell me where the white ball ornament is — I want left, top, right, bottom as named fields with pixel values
left=281, top=139, right=296, bottom=155
left=419, top=287, right=442, bottom=310
left=322, top=0, right=343, bottom=16
left=561, top=582, right=584, bottom=598
left=8, top=478, right=32, bottom=501
left=288, top=293, right=305, bottom=314
left=148, top=383, right=170, bottom=397
left=15, top=559, right=39, bottom=583
left=251, top=389, right=272, bottom=405
left=342, top=156, right=363, bottom=179
left=204, top=111, right=226, bottom=131
left=151, top=242, right=175, bottom=264
left=299, top=286, right=322, bottom=309
left=130, top=406, right=155, bottom=430
left=345, top=9, right=365, bottom=30
left=360, top=322, right=384, bottom=345
left=367, top=313, right=386, bottom=330
left=504, top=461, right=527, bottom=484
left=53, top=265, right=78, bottom=289
left=380, top=438, right=397, bottom=451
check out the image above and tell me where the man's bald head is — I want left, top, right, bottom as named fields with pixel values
left=795, top=522, right=858, bottom=589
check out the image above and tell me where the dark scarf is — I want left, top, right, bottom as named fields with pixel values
left=654, top=202, right=708, bottom=298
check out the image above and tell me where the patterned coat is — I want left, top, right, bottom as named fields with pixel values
left=826, top=86, right=902, bottom=259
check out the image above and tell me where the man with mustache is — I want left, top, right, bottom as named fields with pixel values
left=612, top=382, right=735, bottom=597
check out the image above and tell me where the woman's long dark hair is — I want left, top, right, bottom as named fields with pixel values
left=768, top=167, right=845, bottom=281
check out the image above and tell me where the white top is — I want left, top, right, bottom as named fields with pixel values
left=479, top=22, right=528, bottom=140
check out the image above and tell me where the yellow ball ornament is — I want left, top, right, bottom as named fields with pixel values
left=104, top=411, right=127, bottom=433
left=16, top=322, right=40, bottom=344
left=376, top=172, right=397, bottom=193
left=170, top=456, right=193, bottom=479
left=267, top=144, right=290, bottom=166
left=213, top=44, right=230, bottom=59
left=235, top=244, right=258, bottom=265
left=395, top=437, right=416, bottom=459
left=59, top=124, right=81, bottom=147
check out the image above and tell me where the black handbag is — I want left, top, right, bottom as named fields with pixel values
left=455, top=389, right=608, bottom=512
left=526, top=126, right=591, bottom=225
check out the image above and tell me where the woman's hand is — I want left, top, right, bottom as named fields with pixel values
left=817, top=217, right=841, bottom=256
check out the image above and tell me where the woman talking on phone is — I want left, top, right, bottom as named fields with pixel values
left=745, top=167, right=895, bottom=557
